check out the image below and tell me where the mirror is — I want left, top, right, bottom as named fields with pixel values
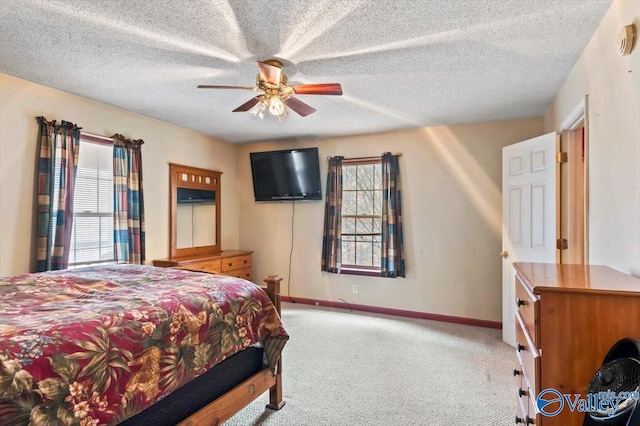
left=169, top=163, right=221, bottom=257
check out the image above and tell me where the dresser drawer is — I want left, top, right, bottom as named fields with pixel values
left=225, top=267, right=253, bottom=281
left=516, top=275, right=539, bottom=346
left=516, top=389, right=536, bottom=425
left=514, top=365, right=524, bottom=390
left=221, top=255, right=252, bottom=272
left=516, top=389, right=529, bottom=425
left=515, top=311, right=540, bottom=396
left=513, top=365, right=536, bottom=425
left=187, top=259, right=222, bottom=273
left=528, top=393, right=538, bottom=425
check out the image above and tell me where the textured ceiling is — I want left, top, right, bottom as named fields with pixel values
left=0, top=0, right=612, bottom=143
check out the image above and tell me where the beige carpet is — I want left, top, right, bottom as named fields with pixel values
left=224, top=302, right=514, bottom=425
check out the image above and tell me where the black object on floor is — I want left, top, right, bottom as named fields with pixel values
left=583, top=338, right=640, bottom=426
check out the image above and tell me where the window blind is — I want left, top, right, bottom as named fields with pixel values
left=69, top=140, right=114, bottom=266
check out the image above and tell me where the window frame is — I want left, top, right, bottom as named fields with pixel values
left=68, top=133, right=115, bottom=268
left=340, top=157, right=383, bottom=276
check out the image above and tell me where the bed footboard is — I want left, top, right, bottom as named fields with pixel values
left=177, top=369, right=277, bottom=426
left=263, top=275, right=285, bottom=410
left=177, top=275, right=285, bottom=425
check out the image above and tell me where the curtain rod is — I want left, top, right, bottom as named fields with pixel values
left=80, top=131, right=112, bottom=141
left=326, top=154, right=402, bottom=161
left=80, top=131, right=113, bottom=144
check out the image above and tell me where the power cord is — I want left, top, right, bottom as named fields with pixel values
left=287, top=200, right=296, bottom=302
left=338, top=298, right=353, bottom=312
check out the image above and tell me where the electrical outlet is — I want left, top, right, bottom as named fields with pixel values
left=352, top=285, right=359, bottom=294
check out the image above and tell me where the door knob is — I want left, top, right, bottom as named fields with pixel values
left=500, top=251, right=509, bottom=259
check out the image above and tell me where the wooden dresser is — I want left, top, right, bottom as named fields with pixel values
left=513, top=262, right=640, bottom=425
left=153, top=250, right=254, bottom=281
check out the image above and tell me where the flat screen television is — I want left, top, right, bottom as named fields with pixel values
left=250, top=147, right=322, bottom=201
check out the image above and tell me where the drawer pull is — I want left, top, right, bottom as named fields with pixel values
left=516, top=297, right=525, bottom=307
left=513, top=368, right=521, bottom=376
left=249, top=384, right=255, bottom=394
left=228, top=262, right=232, bottom=266
left=243, top=259, right=247, bottom=264
left=516, top=343, right=525, bottom=352
left=518, top=387, right=527, bottom=397
left=516, top=416, right=533, bottom=425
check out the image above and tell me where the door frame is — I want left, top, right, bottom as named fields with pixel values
left=559, top=95, right=589, bottom=264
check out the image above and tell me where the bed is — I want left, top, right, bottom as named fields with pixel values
left=0, top=264, right=288, bottom=425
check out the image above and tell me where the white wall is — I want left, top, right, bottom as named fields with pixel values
left=0, top=74, right=239, bottom=276
left=544, top=0, right=640, bottom=276
left=238, top=118, right=543, bottom=322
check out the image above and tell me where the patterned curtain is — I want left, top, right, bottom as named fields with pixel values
left=321, top=156, right=344, bottom=273
left=381, top=153, right=405, bottom=277
left=35, top=117, right=81, bottom=271
left=112, top=134, right=145, bottom=264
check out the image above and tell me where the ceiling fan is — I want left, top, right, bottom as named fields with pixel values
left=197, top=59, right=342, bottom=121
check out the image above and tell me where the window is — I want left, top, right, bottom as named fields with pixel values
left=68, top=137, right=114, bottom=267
left=341, top=160, right=382, bottom=273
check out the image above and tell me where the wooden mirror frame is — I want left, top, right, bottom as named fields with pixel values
left=169, top=163, right=222, bottom=257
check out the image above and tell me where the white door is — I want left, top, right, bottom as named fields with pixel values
left=502, top=133, right=558, bottom=346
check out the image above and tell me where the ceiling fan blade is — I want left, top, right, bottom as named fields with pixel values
left=197, top=85, right=259, bottom=91
left=232, top=97, right=261, bottom=112
left=257, top=61, right=282, bottom=85
left=284, top=97, right=316, bottom=117
left=292, top=83, right=342, bottom=95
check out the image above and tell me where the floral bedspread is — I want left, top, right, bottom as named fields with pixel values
left=0, top=265, right=288, bottom=425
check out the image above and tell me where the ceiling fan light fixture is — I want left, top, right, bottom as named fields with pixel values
left=249, top=99, right=267, bottom=119
left=278, top=108, right=289, bottom=121
left=268, top=95, right=286, bottom=116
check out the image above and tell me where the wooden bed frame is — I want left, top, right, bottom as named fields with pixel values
left=177, top=275, right=285, bottom=426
